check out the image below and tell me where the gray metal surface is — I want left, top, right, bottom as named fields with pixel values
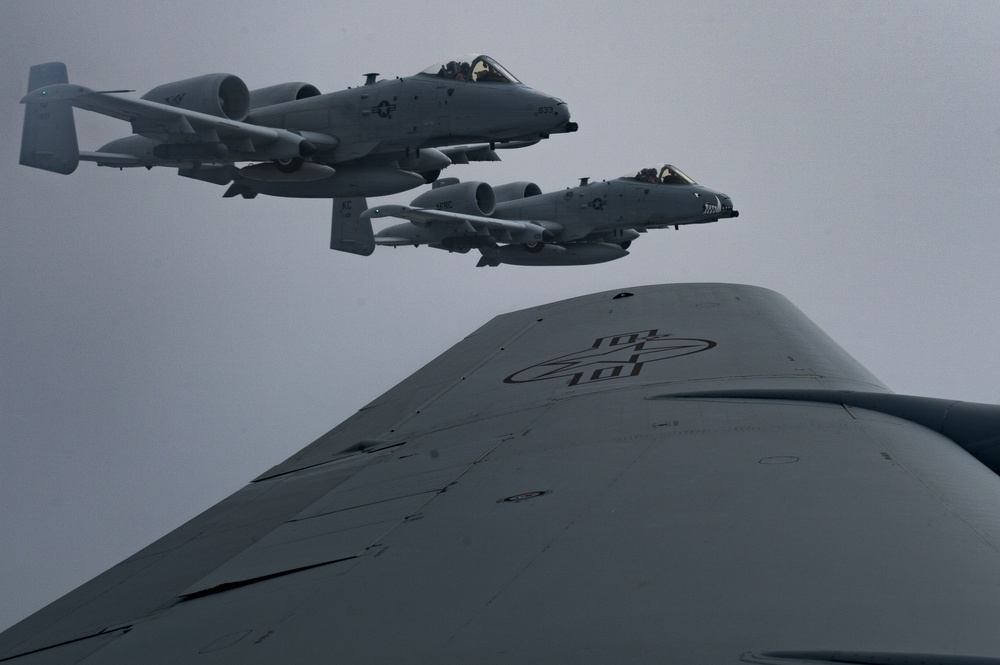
left=365, top=165, right=738, bottom=266
left=19, top=56, right=575, bottom=199
left=3, top=283, right=1000, bottom=663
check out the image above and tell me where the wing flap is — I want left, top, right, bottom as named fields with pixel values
left=180, top=442, right=502, bottom=598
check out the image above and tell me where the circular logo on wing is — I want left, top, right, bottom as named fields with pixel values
left=504, top=329, right=716, bottom=387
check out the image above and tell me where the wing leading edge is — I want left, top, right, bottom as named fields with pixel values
left=4, top=283, right=1000, bottom=664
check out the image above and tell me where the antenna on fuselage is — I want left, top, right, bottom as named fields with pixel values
left=364, top=73, right=378, bottom=86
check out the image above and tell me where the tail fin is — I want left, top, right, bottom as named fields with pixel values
left=330, top=197, right=375, bottom=256
left=20, top=62, right=79, bottom=174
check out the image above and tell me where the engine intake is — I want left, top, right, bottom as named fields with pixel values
left=492, top=181, right=542, bottom=203
left=248, top=82, right=322, bottom=109
left=410, top=181, right=496, bottom=217
left=142, top=73, right=250, bottom=121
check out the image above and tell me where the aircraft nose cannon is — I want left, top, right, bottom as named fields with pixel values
left=718, top=194, right=738, bottom=218
left=544, top=97, right=577, bottom=135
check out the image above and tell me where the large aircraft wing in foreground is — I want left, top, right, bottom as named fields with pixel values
left=3, top=283, right=1000, bottom=663
left=19, top=56, right=575, bottom=199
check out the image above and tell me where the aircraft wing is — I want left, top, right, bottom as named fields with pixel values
left=20, top=84, right=327, bottom=161
left=363, top=204, right=559, bottom=243
left=4, top=283, right=1000, bottom=663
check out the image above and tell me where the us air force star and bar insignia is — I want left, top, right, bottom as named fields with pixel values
left=589, top=196, right=606, bottom=211
left=373, top=100, right=397, bottom=119
left=504, top=330, right=716, bottom=387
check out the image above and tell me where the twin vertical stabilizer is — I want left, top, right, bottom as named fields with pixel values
left=19, top=62, right=80, bottom=174
left=330, top=197, right=375, bottom=256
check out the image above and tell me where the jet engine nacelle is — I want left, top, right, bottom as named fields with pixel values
left=410, top=181, right=496, bottom=217
left=248, top=82, right=322, bottom=110
left=492, top=181, right=542, bottom=203
left=141, top=73, right=250, bottom=122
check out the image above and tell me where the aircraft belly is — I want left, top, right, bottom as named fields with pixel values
left=5, top=285, right=1000, bottom=663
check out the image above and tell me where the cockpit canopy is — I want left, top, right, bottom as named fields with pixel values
left=625, top=165, right=696, bottom=185
left=420, top=55, right=521, bottom=84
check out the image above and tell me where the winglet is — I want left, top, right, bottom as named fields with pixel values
left=331, top=198, right=375, bottom=256
left=19, top=63, right=80, bottom=174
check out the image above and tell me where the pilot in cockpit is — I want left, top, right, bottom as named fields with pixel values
left=437, top=61, right=472, bottom=81
left=475, top=64, right=506, bottom=82
left=633, top=166, right=696, bottom=185
left=635, top=168, right=658, bottom=183
left=433, top=57, right=514, bottom=84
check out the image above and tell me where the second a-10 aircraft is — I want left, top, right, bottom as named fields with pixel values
left=334, top=164, right=738, bottom=266
left=19, top=54, right=575, bottom=198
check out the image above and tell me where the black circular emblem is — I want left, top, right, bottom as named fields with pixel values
left=498, top=490, right=551, bottom=504
left=504, top=329, right=716, bottom=387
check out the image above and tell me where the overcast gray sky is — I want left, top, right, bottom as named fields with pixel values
left=2, top=1, right=999, bottom=632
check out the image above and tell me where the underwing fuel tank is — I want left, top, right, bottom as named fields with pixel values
left=482, top=242, right=628, bottom=266
left=228, top=167, right=428, bottom=198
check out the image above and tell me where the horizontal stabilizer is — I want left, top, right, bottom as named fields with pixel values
left=19, top=62, right=79, bottom=174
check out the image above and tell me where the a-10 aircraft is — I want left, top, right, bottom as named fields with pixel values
left=335, top=164, right=738, bottom=266
left=19, top=55, right=576, bottom=198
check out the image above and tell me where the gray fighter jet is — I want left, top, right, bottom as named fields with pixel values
left=19, top=55, right=576, bottom=198
left=349, top=165, right=737, bottom=266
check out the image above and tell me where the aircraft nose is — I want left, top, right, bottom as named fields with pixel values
left=551, top=97, right=578, bottom=133
left=534, top=92, right=577, bottom=135
left=717, top=193, right=738, bottom=218
left=696, top=188, right=738, bottom=219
